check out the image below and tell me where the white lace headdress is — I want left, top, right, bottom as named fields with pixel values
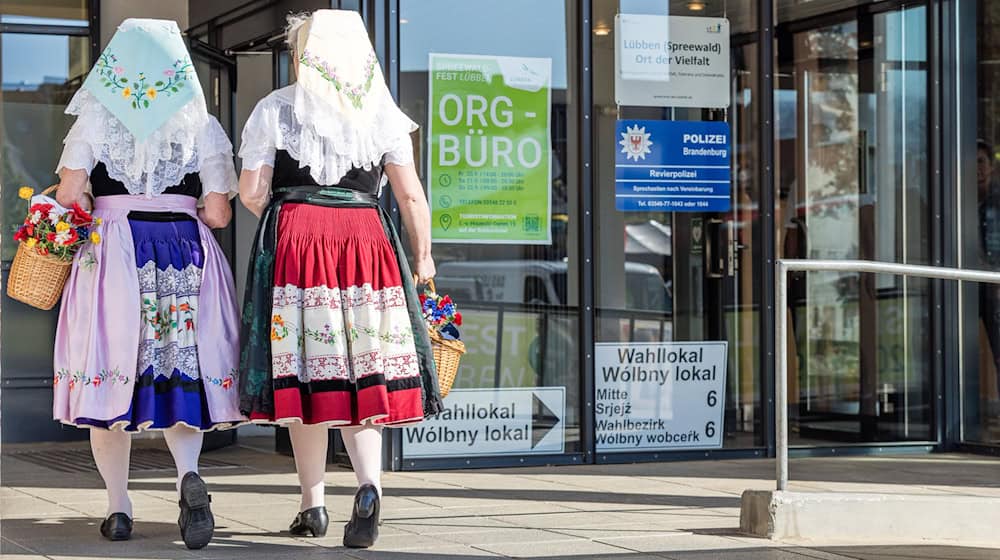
left=239, top=9, right=417, bottom=185
left=57, top=18, right=236, bottom=197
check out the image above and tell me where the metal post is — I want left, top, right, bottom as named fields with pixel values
left=776, top=260, right=789, bottom=491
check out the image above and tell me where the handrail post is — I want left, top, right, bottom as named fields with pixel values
left=776, top=260, right=789, bottom=491
left=771, top=258, right=1000, bottom=492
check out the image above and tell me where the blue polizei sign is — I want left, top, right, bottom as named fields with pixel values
left=615, top=119, right=731, bottom=212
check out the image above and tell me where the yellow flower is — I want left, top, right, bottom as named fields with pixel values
left=122, top=87, right=132, bottom=98
left=55, top=221, right=70, bottom=233
left=25, top=238, right=37, bottom=248
left=146, top=87, right=157, bottom=99
left=18, top=186, right=34, bottom=200
left=95, top=217, right=103, bottom=225
left=90, top=232, right=101, bottom=244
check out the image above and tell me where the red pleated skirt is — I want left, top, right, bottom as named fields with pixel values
left=256, top=203, right=424, bottom=426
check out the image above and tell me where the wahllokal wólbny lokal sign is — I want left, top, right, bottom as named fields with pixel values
left=595, top=342, right=727, bottom=451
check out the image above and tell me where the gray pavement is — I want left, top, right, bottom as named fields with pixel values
left=2, top=437, right=999, bottom=560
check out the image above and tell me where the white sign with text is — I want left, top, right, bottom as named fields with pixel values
left=615, top=15, right=730, bottom=108
left=616, top=14, right=671, bottom=82
left=403, top=387, right=565, bottom=458
left=595, top=341, right=727, bottom=451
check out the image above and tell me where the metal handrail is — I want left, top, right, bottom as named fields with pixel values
left=775, top=259, right=1000, bottom=491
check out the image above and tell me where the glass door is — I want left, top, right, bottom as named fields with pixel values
left=593, top=0, right=762, bottom=455
left=776, top=5, right=934, bottom=445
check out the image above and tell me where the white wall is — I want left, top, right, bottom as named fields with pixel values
left=100, top=0, right=189, bottom=48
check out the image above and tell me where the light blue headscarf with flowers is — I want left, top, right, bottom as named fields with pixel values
left=81, top=18, right=203, bottom=141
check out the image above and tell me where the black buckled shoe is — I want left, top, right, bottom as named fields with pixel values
left=178, top=472, right=214, bottom=550
left=289, top=506, right=329, bottom=537
left=343, top=484, right=380, bottom=548
left=99, top=512, right=133, bottom=541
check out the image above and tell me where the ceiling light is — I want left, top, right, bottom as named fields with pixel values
left=687, top=1, right=706, bottom=11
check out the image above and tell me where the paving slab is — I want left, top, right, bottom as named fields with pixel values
left=3, top=442, right=1000, bottom=560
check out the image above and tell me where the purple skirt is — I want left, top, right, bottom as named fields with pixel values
left=73, top=216, right=224, bottom=431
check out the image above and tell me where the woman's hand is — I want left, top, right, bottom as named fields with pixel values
left=413, top=255, right=436, bottom=286
left=199, top=192, right=232, bottom=229
left=55, top=168, right=89, bottom=208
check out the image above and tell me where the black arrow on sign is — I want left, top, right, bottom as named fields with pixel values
left=531, top=393, right=560, bottom=449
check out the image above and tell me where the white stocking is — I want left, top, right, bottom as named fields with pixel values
left=340, top=424, right=383, bottom=496
left=90, top=429, right=133, bottom=518
left=163, top=425, right=204, bottom=496
left=288, top=422, right=329, bottom=511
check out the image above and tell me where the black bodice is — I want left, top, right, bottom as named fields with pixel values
left=90, top=161, right=203, bottom=198
left=273, top=149, right=381, bottom=194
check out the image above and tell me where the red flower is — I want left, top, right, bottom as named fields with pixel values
left=13, top=227, right=28, bottom=242
left=38, top=247, right=49, bottom=256
left=454, top=312, right=463, bottom=326
left=91, top=376, right=101, bottom=387
left=29, top=203, right=53, bottom=215
left=24, top=224, right=34, bottom=237
left=221, top=378, right=233, bottom=389
left=419, top=294, right=427, bottom=306
left=441, top=295, right=452, bottom=305
left=69, top=203, right=93, bottom=226
left=47, top=229, right=78, bottom=246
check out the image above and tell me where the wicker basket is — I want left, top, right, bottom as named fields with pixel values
left=7, top=241, right=72, bottom=310
left=429, top=328, right=465, bottom=398
left=422, top=278, right=465, bottom=398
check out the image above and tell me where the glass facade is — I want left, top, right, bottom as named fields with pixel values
left=777, top=5, right=935, bottom=444
left=3, top=0, right=1000, bottom=463
left=398, top=0, right=583, bottom=456
left=962, top=0, right=1000, bottom=446
left=0, top=3, right=92, bottom=443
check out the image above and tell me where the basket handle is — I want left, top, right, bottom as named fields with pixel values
left=39, top=183, right=95, bottom=210
left=414, top=274, right=436, bottom=293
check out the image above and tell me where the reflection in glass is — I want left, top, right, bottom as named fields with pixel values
left=964, top=0, right=1000, bottom=446
left=2, top=33, right=90, bottom=260
left=0, top=0, right=87, bottom=25
left=777, top=7, right=932, bottom=444
left=398, top=0, right=581, bottom=451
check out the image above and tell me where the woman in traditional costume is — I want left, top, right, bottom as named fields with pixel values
left=238, top=9, right=442, bottom=549
left=51, top=18, right=242, bottom=549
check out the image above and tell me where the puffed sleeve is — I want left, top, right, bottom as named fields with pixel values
left=238, top=96, right=278, bottom=170
left=55, top=118, right=97, bottom=174
left=197, top=116, right=238, bottom=198
left=383, top=132, right=415, bottom=167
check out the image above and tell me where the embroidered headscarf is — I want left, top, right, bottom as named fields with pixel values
left=239, top=9, right=417, bottom=185
left=58, top=18, right=235, bottom=197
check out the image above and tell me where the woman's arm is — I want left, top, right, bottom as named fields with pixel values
left=385, top=162, right=435, bottom=284
left=198, top=192, right=233, bottom=229
left=55, top=168, right=90, bottom=209
left=239, top=166, right=273, bottom=218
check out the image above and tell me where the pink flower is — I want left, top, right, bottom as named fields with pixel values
left=113, top=66, right=125, bottom=75
left=164, top=69, right=175, bottom=77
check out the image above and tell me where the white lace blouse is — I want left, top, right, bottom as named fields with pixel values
left=56, top=89, right=238, bottom=199
left=238, top=84, right=415, bottom=186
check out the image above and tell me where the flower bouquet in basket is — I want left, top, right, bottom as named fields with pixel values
left=7, top=185, right=101, bottom=310
left=419, top=280, right=466, bottom=398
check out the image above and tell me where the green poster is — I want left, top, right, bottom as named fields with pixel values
left=428, top=53, right=552, bottom=244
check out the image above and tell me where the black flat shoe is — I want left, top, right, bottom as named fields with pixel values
left=178, top=472, right=214, bottom=550
left=343, top=484, right=380, bottom=548
left=289, top=506, right=329, bottom=537
left=99, top=512, right=132, bottom=541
